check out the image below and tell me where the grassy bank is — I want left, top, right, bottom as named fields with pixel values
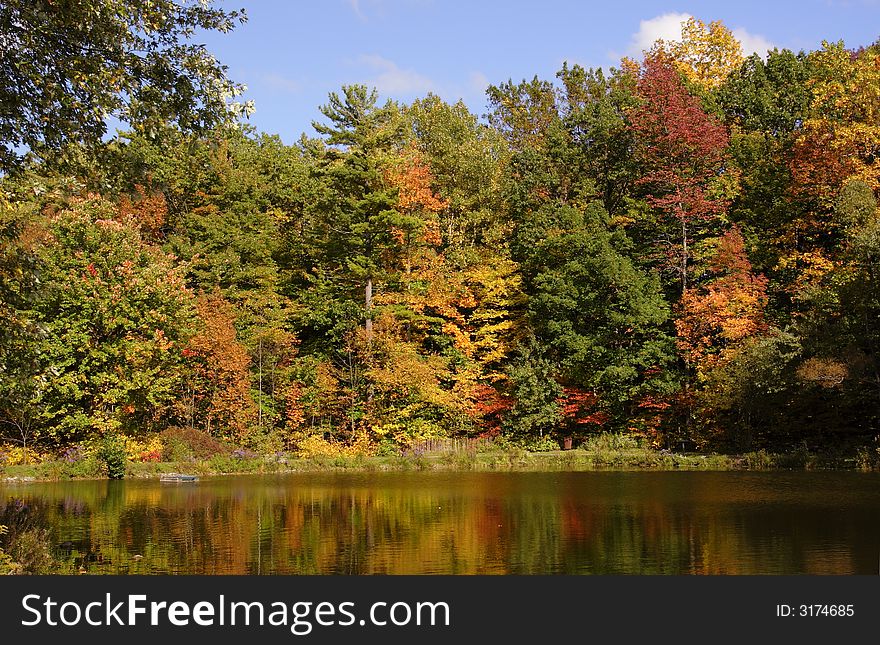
left=2, top=435, right=876, bottom=482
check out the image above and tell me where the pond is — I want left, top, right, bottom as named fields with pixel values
left=2, top=471, right=878, bottom=574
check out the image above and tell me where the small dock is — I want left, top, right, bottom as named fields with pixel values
left=159, top=473, right=199, bottom=482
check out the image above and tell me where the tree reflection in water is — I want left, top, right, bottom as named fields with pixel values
left=1, top=471, right=878, bottom=574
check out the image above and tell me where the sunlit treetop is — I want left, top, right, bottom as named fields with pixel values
left=650, top=17, right=745, bottom=89
left=0, top=0, right=252, bottom=174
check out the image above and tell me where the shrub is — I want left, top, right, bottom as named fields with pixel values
left=1, top=446, right=47, bottom=466
left=231, top=448, right=257, bottom=460
left=60, top=445, right=85, bottom=463
left=439, top=451, right=476, bottom=470
left=295, top=435, right=374, bottom=459
left=0, top=525, right=13, bottom=575
left=505, top=447, right=529, bottom=468
left=7, top=528, right=55, bottom=574
left=62, top=455, right=103, bottom=479
left=856, top=445, right=880, bottom=471
left=114, top=434, right=165, bottom=462
left=582, top=433, right=643, bottom=452
left=206, top=454, right=262, bottom=474
left=743, top=449, right=773, bottom=470
left=97, top=435, right=128, bottom=479
left=374, top=438, right=401, bottom=457
left=159, top=427, right=229, bottom=461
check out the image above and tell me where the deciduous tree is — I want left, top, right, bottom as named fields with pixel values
left=676, top=226, right=769, bottom=377
left=185, top=291, right=255, bottom=442
left=0, top=0, right=250, bottom=172
left=631, top=52, right=730, bottom=294
left=22, top=197, right=195, bottom=444
left=656, top=17, right=744, bottom=89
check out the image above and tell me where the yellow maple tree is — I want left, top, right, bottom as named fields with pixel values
left=795, top=41, right=880, bottom=195
left=652, top=17, right=744, bottom=89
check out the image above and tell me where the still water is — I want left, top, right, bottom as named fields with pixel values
left=2, top=471, right=879, bottom=574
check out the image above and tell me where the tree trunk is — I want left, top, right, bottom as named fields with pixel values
left=405, top=244, right=413, bottom=343
left=681, top=215, right=688, bottom=295
left=365, top=277, right=373, bottom=337
left=258, top=339, right=263, bottom=430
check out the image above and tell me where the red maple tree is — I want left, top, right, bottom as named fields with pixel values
left=630, top=52, right=730, bottom=294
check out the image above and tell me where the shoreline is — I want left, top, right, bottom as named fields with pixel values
left=1, top=445, right=873, bottom=483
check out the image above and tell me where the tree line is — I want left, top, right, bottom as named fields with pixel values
left=1, top=7, right=879, bottom=458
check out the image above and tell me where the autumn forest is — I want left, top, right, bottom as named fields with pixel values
left=2, top=8, right=880, bottom=467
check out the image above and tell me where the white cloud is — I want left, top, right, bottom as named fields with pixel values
left=357, top=54, right=436, bottom=95
left=628, top=13, right=775, bottom=58
left=348, top=0, right=366, bottom=21
left=628, top=12, right=691, bottom=55
left=732, top=28, right=774, bottom=57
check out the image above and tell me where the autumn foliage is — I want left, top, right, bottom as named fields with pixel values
left=4, top=15, right=880, bottom=461
left=655, top=17, right=744, bottom=89
left=117, top=184, right=168, bottom=240
left=631, top=51, right=729, bottom=292
left=185, top=292, right=256, bottom=442
left=676, top=226, right=769, bottom=376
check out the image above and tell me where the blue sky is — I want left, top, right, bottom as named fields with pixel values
left=197, top=1, right=880, bottom=143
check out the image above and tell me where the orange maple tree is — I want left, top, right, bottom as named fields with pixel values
left=384, top=146, right=446, bottom=274
left=676, top=226, right=769, bottom=377
left=117, top=184, right=168, bottom=240
left=185, top=292, right=256, bottom=441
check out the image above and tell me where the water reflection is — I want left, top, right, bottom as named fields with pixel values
left=1, top=471, right=878, bottom=574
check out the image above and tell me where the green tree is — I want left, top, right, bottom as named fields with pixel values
left=527, top=205, right=677, bottom=426
left=718, top=49, right=813, bottom=303
left=406, top=95, right=508, bottom=253
left=0, top=196, right=43, bottom=452
left=310, top=85, right=406, bottom=337
left=503, top=338, right=562, bottom=441
left=107, top=127, right=308, bottom=439
left=0, top=0, right=249, bottom=172
left=719, top=50, right=812, bottom=137
left=557, top=63, right=640, bottom=217
left=486, top=77, right=558, bottom=154
left=27, top=197, right=195, bottom=444
left=698, top=330, right=801, bottom=448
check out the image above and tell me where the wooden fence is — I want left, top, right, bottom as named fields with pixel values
left=405, top=437, right=493, bottom=455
